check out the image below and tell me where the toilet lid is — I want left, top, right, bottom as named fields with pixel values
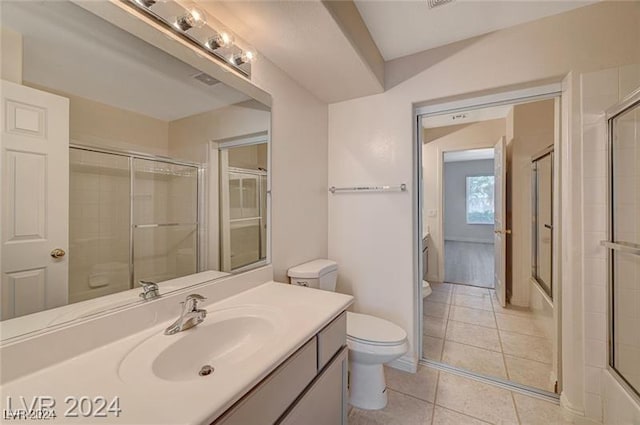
left=347, top=312, right=407, bottom=346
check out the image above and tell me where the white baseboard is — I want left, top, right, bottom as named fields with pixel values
left=387, top=352, right=418, bottom=373
left=445, top=237, right=494, bottom=244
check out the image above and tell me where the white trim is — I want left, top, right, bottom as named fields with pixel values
left=214, top=132, right=269, bottom=149
left=415, top=83, right=562, bottom=117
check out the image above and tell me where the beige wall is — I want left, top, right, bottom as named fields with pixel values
left=422, top=118, right=506, bottom=282
left=168, top=100, right=270, bottom=163
left=25, top=83, right=170, bottom=156
left=252, top=57, right=329, bottom=282
left=328, top=1, right=640, bottom=413
left=0, top=27, right=22, bottom=84
left=228, top=144, right=268, bottom=170
left=507, top=99, right=555, bottom=307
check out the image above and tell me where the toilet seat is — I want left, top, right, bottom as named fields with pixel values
left=346, top=312, right=407, bottom=346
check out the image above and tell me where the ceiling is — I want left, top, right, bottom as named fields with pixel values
left=422, top=104, right=511, bottom=128
left=444, top=148, right=494, bottom=163
left=354, top=0, right=597, bottom=60
left=200, top=0, right=384, bottom=103
left=2, top=1, right=250, bottom=121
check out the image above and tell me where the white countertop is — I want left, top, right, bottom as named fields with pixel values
left=1, top=282, right=353, bottom=424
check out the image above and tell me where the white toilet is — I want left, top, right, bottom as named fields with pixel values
left=288, top=259, right=409, bottom=410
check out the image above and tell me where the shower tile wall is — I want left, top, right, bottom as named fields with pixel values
left=580, top=63, right=640, bottom=422
left=69, top=150, right=130, bottom=303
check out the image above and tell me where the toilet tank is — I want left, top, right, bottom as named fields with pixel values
left=287, top=259, right=338, bottom=292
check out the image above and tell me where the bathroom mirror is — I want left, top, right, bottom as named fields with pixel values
left=0, top=0, right=271, bottom=341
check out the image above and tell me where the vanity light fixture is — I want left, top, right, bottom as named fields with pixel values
left=123, top=0, right=256, bottom=77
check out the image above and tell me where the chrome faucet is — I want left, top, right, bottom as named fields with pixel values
left=164, top=294, right=207, bottom=335
left=139, top=281, right=160, bottom=300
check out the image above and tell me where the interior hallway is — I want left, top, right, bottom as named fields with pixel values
left=422, top=283, right=554, bottom=393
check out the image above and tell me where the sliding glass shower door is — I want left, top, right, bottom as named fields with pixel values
left=132, top=158, right=199, bottom=284
left=605, top=93, right=640, bottom=399
left=69, top=147, right=200, bottom=301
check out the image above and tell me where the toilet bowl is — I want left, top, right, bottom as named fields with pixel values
left=346, top=312, right=409, bottom=409
left=288, top=259, right=409, bottom=410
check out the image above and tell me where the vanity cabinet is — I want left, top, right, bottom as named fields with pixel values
left=212, top=312, right=348, bottom=425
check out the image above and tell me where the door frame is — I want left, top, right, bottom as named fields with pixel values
left=430, top=146, right=498, bottom=284
left=412, top=81, right=564, bottom=398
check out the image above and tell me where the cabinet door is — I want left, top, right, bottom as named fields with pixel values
left=278, top=347, right=348, bottom=425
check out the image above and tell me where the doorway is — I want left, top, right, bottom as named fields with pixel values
left=417, top=91, right=562, bottom=397
left=442, top=148, right=495, bottom=288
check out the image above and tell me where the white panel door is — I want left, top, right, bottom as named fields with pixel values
left=1, top=80, right=69, bottom=320
left=494, top=136, right=508, bottom=307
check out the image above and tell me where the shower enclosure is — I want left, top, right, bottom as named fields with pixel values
left=603, top=91, right=640, bottom=400
left=531, top=146, right=554, bottom=299
left=68, top=146, right=200, bottom=303
left=218, top=140, right=269, bottom=272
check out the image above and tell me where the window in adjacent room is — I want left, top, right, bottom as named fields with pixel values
left=466, top=175, right=495, bottom=224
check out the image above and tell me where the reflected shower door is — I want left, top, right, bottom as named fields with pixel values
left=69, top=149, right=131, bottom=303
left=132, top=159, right=198, bottom=285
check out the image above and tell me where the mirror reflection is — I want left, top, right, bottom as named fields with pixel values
left=0, top=0, right=270, bottom=339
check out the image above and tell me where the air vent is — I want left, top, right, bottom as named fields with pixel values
left=193, top=72, right=220, bottom=86
left=427, top=0, right=454, bottom=9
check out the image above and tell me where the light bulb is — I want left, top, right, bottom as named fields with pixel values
left=206, top=31, right=233, bottom=50
left=230, top=50, right=256, bottom=66
left=188, top=7, right=207, bottom=28
left=174, top=6, right=207, bottom=31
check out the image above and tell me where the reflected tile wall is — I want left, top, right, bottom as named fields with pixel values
left=68, top=149, right=130, bottom=303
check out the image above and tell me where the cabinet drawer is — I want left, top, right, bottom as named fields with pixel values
left=278, top=347, right=347, bottom=425
left=213, top=338, right=317, bottom=425
left=317, top=312, right=346, bottom=370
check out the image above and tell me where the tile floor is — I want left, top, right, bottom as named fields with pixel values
left=422, top=282, right=555, bottom=393
left=348, top=365, right=595, bottom=425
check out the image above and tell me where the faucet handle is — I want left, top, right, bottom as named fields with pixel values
left=139, top=280, right=160, bottom=300
left=186, top=294, right=206, bottom=302
left=184, top=294, right=206, bottom=310
left=139, top=280, right=158, bottom=290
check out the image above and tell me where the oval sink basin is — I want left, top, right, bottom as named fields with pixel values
left=119, top=305, right=286, bottom=383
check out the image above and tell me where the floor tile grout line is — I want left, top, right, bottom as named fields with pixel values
left=384, top=387, right=434, bottom=406
left=510, top=391, right=523, bottom=425
left=430, top=370, right=441, bottom=425
left=490, top=287, right=512, bottom=393
left=432, top=402, right=494, bottom=425
left=443, top=336, right=504, bottom=355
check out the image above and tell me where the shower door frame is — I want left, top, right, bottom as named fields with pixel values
left=69, top=143, right=204, bottom=289
left=603, top=88, right=640, bottom=404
